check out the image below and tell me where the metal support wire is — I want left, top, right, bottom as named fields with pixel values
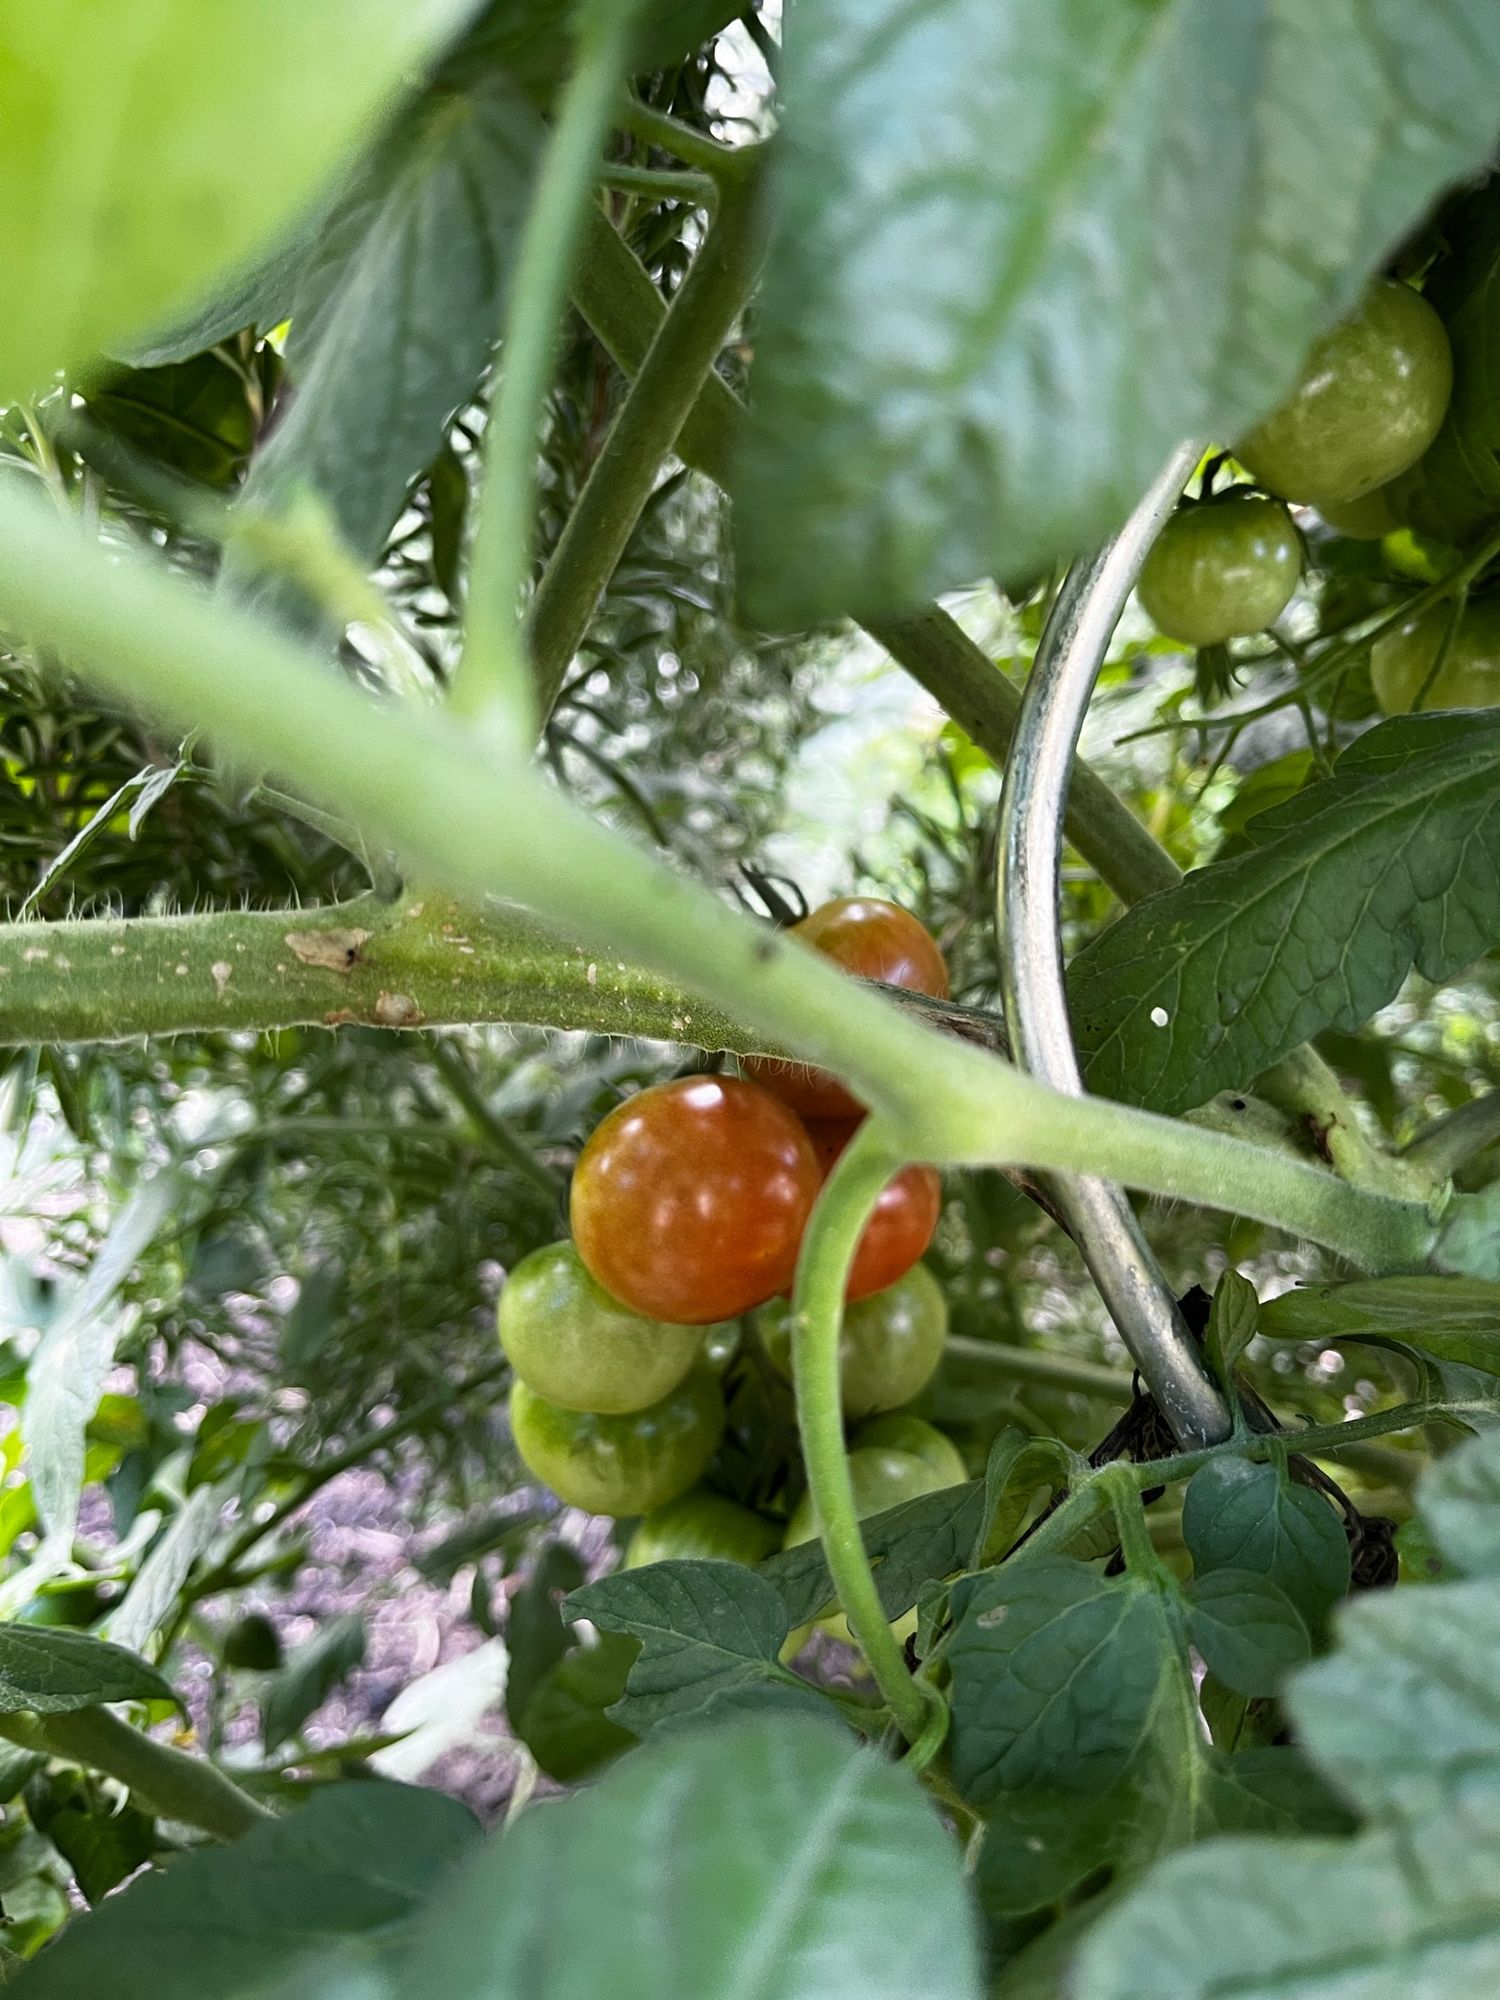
left=998, top=443, right=1232, bottom=1449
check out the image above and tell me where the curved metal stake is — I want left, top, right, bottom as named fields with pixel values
left=998, top=444, right=1232, bottom=1449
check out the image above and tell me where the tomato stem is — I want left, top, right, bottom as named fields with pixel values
left=452, top=0, right=651, bottom=737
left=0, top=1708, right=268, bottom=1841
left=788, top=1120, right=947, bottom=1749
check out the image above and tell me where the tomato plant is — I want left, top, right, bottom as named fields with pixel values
left=4, top=7, right=1500, bottom=1999
left=1137, top=494, right=1301, bottom=645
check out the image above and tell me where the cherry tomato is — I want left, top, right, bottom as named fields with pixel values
left=804, top=1117, right=940, bottom=1302
left=1236, top=279, right=1452, bottom=506
left=1316, top=486, right=1399, bottom=540
left=852, top=1412, right=967, bottom=1486
left=625, top=1487, right=781, bottom=1568
left=756, top=1261, right=948, bottom=1418
left=746, top=898, right=949, bottom=1119
left=498, top=1240, right=704, bottom=1415
left=1370, top=597, right=1500, bottom=714
left=571, top=1075, right=820, bottom=1324
left=510, top=1368, right=724, bottom=1517
left=1138, top=497, right=1300, bottom=647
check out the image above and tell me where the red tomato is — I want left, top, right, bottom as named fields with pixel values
left=805, top=1118, right=941, bottom=1301
left=747, top=898, right=949, bottom=1119
left=571, top=1075, right=820, bottom=1324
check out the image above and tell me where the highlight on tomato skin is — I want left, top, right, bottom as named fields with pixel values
left=570, top=1073, right=821, bottom=1324
left=746, top=896, right=950, bottom=1119
left=804, top=1115, right=941, bottom=1302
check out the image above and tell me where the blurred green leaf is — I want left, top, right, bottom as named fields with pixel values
left=0, top=0, right=478, bottom=394
left=737, top=0, right=1500, bottom=622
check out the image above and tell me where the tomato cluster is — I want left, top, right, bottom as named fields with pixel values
left=1138, top=274, right=1500, bottom=712
left=501, top=897, right=969, bottom=1619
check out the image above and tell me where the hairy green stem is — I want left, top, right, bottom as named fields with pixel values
left=0, top=1708, right=268, bottom=1840
left=453, top=0, right=647, bottom=733
left=530, top=172, right=763, bottom=716
left=0, top=477, right=1437, bottom=1271
left=791, top=1124, right=944, bottom=1746
left=1254, top=1043, right=1411, bottom=1197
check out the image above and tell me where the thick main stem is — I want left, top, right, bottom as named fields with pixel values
left=790, top=1125, right=943, bottom=1746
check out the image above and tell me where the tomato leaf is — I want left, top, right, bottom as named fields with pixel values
left=1418, top=1427, right=1500, bottom=1579
left=10, top=1780, right=479, bottom=2000
left=402, top=1715, right=984, bottom=2000
left=1184, top=1568, right=1310, bottom=1697
left=0, top=0, right=477, bottom=396
left=948, top=1559, right=1181, bottom=1801
left=563, top=1560, right=820, bottom=1733
left=1260, top=1276, right=1500, bottom=1377
left=232, top=80, right=544, bottom=603
left=1070, top=714, right=1500, bottom=1114
left=1072, top=1444, right=1500, bottom=1999
left=735, top=0, right=1500, bottom=626
left=1181, top=1456, right=1350, bottom=1636
left=0, top=1626, right=174, bottom=1713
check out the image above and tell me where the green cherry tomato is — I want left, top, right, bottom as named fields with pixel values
left=782, top=1444, right=955, bottom=1553
left=1316, top=486, right=1400, bottom=541
left=1370, top=597, right=1500, bottom=715
left=510, top=1367, right=724, bottom=1517
left=498, top=1240, right=704, bottom=1416
left=1138, top=497, right=1301, bottom=646
left=1236, top=278, right=1452, bottom=506
left=756, top=1262, right=948, bottom=1419
left=852, top=1413, right=967, bottom=1486
left=625, top=1487, right=781, bottom=1569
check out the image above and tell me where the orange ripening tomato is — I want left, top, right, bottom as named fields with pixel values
left=570, top=1074, right=821, bottom=1324
left=805, top=1117, right=940, bottom=1301
left=746, top=897, right=949, bottom=1119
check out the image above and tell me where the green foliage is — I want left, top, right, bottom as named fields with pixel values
left=3, top=0, right=1500, bottom=1987
left=392, top=1717, right=983, bottom=2000
left=0, top=1628, right=172, bottom=1712
left=1073, top=1427, right=1500, bottom=1998
left=1072, top=714, right=1500, bottom=1112
left=735, top=0, right=1500, bottom=624
left=13, top=1781, right=479, bottom=1999
left=0, top=0, right=477, bottom=395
